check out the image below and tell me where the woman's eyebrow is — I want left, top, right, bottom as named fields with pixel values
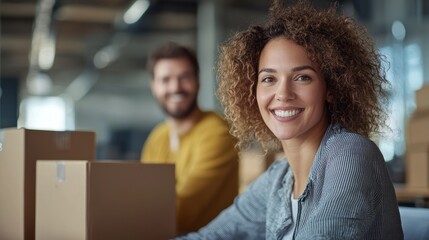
left=258, top=65, right=316, bottom=75
left=291, top=65, right=316, bottom=72
left=258, top=68, right=276, bottom=75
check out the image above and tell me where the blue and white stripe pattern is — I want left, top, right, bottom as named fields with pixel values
left=177, top=124, right=403, bottom=240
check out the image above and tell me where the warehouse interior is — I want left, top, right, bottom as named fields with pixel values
left=1, top=0, right=429, bottom=204
left=1, top=0, right=429, bottom=239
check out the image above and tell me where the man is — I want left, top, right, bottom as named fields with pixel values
left=141, top=42, right=239, bottom=234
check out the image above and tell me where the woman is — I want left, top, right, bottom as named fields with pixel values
left=178, top=0, right=403, bottom=239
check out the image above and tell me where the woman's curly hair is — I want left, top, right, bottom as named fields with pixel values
left=217, top=0, right=390, bottom=152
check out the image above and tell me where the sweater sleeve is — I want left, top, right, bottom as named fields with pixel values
left=175, top=115, right=239, bottom=232
left=140, top=123, right=170, bottom=164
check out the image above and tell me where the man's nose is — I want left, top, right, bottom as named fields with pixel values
left=168, top=78, right=182, bottom=92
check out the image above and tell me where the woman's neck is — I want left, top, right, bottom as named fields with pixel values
left=282, top=123, right=328, bottom=198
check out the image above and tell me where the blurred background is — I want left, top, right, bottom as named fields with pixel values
left=1, top=0, right=428, bottom=183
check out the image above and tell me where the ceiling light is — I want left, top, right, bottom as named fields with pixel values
left=123, top=0, right=150, bottom=24
left=93, top=45, right=119, bottom=69
left=391, top=20, right=406, bottom=41
left=38, top=33, right=56, bottom=70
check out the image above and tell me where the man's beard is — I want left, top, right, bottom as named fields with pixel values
left=161, top=96, right=198, bottom=120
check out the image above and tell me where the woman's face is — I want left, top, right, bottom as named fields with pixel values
left=256, top=38, right=331, bottom=142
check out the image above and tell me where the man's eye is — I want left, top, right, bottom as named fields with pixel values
left=181, top=75, right=193, bottom=82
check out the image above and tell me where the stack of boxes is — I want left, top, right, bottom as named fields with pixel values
left=0, top=129, right=96, bottom=239
left=406, top=84, right=429, bottom=189
left=0, top=128, right=176, bottom=240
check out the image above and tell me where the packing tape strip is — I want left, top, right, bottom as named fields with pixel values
left=56, top=161, right=66, bottom=182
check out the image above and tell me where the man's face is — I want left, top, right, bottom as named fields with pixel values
left=151, top=57, right=199, bottom=119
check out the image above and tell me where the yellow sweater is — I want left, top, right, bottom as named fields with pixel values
left=141, top=111, right=239, bottom=233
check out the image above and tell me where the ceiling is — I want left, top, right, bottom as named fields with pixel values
left=0, top=0, right=273, bottom=130
left=0, top=0, right=270, bottom=87
left=2, top=0, right=427, bottom=161
left=1, top=0, right=195, bottom=84
left=3, top=0, right=427, bottom=96
left=7, top=0, right=418, bottom=130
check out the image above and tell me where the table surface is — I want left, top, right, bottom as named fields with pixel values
left=394, top=184, right=429, bottom=208
left=394, top=184, right=429, bottom=198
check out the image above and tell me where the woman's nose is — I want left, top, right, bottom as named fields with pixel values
left=275, top=80, right=294, bottom=101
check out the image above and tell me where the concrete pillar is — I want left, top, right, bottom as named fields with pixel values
left=196, top=0, right=223, bottom=111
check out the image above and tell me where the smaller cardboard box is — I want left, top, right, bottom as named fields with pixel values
left=415, top=84, right=429, bottom=113
left=406, top=149, right=429, bottom=189
left=407, top=114, right=429, bottom=146
left=36, top=160, right=176, bottom=240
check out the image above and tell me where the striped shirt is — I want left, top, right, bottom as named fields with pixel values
left=177, top=124, right=403, bottom=240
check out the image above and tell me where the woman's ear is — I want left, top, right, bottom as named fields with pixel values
left=326, top=90, right=333, bottom=103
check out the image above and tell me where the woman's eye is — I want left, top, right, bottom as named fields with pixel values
left=296, top=75, right=311, bottom=81
left=260, top=76, right=274, bottom=83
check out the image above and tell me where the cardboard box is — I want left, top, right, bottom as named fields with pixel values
left=406, top=150, right=429, bottom=189
left=239, top=150, right=266, bottom=193
left=238, top=150, right=283, bottom=192
left=36, top=161, right=176, bottom=240
left=415, top=84, right=429, bottom=113
left=0, top=128, right=95, bottom=240
left=407, top=114, right=429, bottom=146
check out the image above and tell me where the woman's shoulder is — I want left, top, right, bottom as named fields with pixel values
left=248, top=159, right=290, bottom=187
left=324, top=125, right=380, bottom=154
left=244, top=159, right=291, bottom=198
left=319, top=124, right=385, bottom=170
left=265, top=159, right=291, bottom=185
left=267, top=159, right=289, bottom=173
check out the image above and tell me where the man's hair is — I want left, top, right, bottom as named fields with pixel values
left=217, top=0, right=390, bottom=152
left=147, top=41, right=200, bottom=78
